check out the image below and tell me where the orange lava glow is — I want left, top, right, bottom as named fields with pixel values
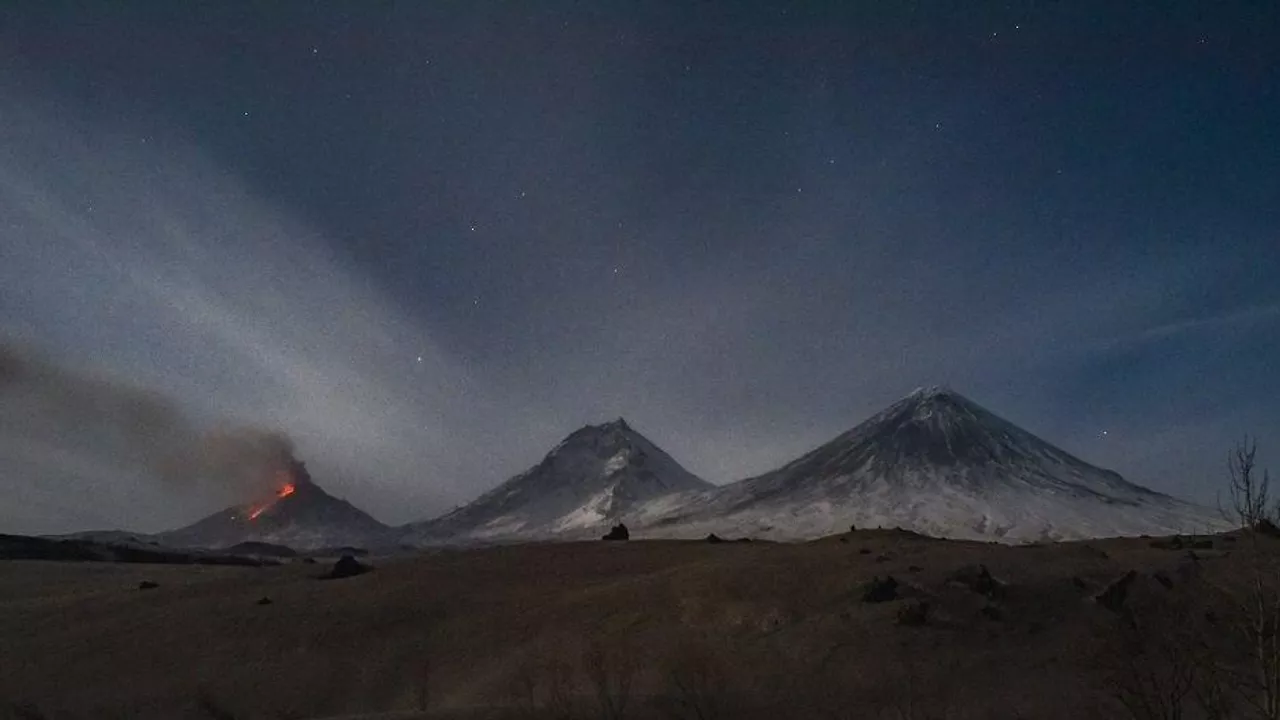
left=246, top=471, right=297, bottom=521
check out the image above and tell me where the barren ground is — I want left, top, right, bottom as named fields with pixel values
left=1, top=529, right=1270, bottom=719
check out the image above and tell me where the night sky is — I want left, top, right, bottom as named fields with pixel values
left=1, top=2, right=1277, bottom=534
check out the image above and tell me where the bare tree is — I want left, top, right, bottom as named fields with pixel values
left=1222, top=437, right=1277, bottom=531
left=1094, top=438, right=1280, bottom=720
left=1216, top=438, right=1280, bottom=719
left=1212, top=550, right=1280, bottom=720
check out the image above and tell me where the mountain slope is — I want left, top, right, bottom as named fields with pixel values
left=157, top=461, right=389, bottom=550
left=403, top=419, right=711, bottom=543
left=642, top=387, right=1227, bottom=542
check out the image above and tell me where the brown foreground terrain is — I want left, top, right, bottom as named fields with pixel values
left=1, top=529, right=1276, bottom=720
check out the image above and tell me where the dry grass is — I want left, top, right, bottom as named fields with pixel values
left=0, top=530, right=1273, bottom=719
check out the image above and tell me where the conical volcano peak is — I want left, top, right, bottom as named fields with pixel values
left=587, top=417, right=636, bottom=440
left=874, top=386, right=980, bottom=428
left=567, top=416, right=635, bottom=437
left=908, top=384, right=954, bottom=400
left=903, top=385, right=973, bottom=409
left=860, top=388, right=1022, bottom=467
left=553, top=417, right=639, bottom=457
left=633, top=385, right=1223, bottom=543
left=403, top=417, right=711, bottom=543
left=158, top=461, right=388, bottom=550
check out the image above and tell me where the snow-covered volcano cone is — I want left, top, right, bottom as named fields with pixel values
left=643, top=387, right=1227, bottom=542
left=402, top=419, right=711, bottom=544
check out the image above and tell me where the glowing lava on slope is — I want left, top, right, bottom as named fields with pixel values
left=247, top=470, right=298, bottom=520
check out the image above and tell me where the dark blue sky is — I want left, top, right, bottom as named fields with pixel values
left=1, top=2, right=1277, bottom=532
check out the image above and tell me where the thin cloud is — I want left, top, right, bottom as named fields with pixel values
left=1129, top=303, right=1280, bottom=344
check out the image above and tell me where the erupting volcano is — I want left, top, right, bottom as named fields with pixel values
left=247, top=473, right=299, bottom=520
left=157, top=456, right=390, bottom=550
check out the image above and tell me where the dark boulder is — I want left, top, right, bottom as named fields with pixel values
left=602, top=524, right=630, bottom=541
left=256, top=596, right=273, bottom=605
left=947, top=564, right=1006, bottom=598
left=896, top=599, right=931, bottom=626
left=323, top=554, right=371, bottom=580
left=862, top=575, right=900, bottom=603
left=138, top=580, right=159, bottom=590
left=705, top=533, right=724, bottom=544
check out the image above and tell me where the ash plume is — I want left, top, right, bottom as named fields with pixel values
left=0, top=341, right=301, bottom=530
left=174, top=426, right=302, bottom=498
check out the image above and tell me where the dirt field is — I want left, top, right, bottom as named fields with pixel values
left=0, top=530, right=1271, bottom=719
